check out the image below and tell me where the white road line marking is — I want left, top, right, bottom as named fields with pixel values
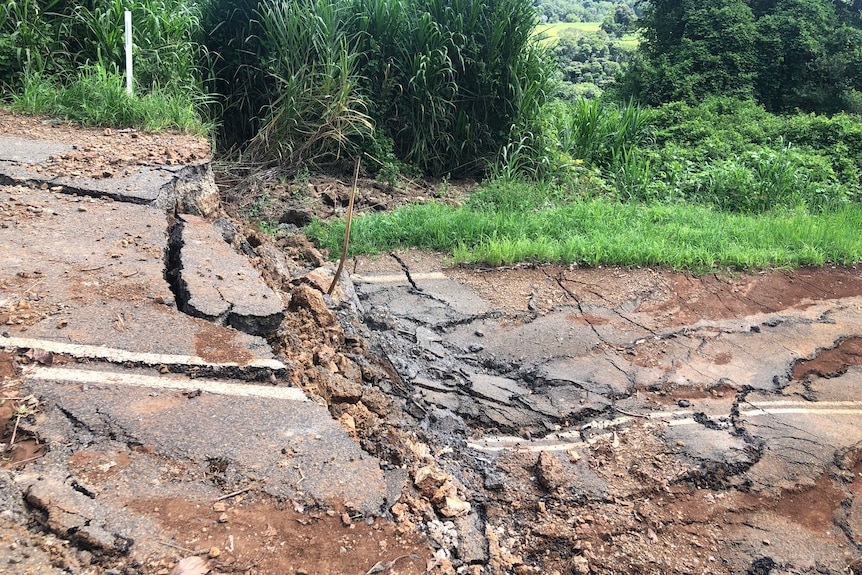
left=469, top=401, right=862, bottom=453
left=747, top=400, right=862, bottom=408
left=740, top=408, right=862, bottom=416
left=353, top=272, right=447, bottom=284
left=466, top=439, right=586, bottom=453
left=25, top=366, right=308, bottom=402
left=0, top=336, right=286, bottom=371
left=667, top=417, right=699, bottom=426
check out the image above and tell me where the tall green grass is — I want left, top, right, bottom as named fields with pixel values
left=1, top=0, right=209, bottom=134
left=307, top=179, right=862, bottom=271
left=202, top=0, right=554, bottom=174
left=11, top=64, right=211, bottom=135
left=248, top=0, right=372, bottom=164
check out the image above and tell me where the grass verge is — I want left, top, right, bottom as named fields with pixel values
left=306, top=179, right=862, bottom=272
left=535, top=21, right=638, bottom=46
left=536, top=22, right=602, bottom=37
left=9, top=68, right=211, bottom=136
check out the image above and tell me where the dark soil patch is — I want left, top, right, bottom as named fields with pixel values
left=772, top=474, right=845, bottom=533
left=193, top=321, right=256, bottom=365
left=640, top=267, right=862, bottom=326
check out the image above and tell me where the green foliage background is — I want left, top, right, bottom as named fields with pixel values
left=202, top=0, right=555, bottom=175
left=0, top=0, right=208, bottom=132
left=618, top=0, right=862, bottom=115
left=2, top=0, right=862, bottom=272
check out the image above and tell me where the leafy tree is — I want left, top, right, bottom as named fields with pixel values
left=754, top=0, right=862, bottom=113
left=621, top=0, right=862, bottom=114
left=601, top=4, right=636, bottom=37
left=555, top=28, right=629, bottom=91
left=534, top=0, right=640, bottom=25
left=619, top=0, right=756, bottom=104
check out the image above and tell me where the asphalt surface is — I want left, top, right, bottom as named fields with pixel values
left=352, top=252, right=862, bottom=573
left=0, top=138, right=391, bottom=568
left=4, top=131, right=862, bottom=573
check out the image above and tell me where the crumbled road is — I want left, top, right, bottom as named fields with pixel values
left=2, top=111, right=862, bottom=575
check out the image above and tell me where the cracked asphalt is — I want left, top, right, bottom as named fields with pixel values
left=352, top=250, right=862, bottom=574
left=0, top=128, right=414, bottom=575
left=3, top=115, right=862, bottom=574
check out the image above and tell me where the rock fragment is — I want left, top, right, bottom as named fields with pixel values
left=536, top=451, right=568, bottom=493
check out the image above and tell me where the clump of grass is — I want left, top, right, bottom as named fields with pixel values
left=11, top=65, right=211, bottom=135
left=247, top=0, right=372, bottom=165
left=1, top=0, right=209, bottom=134
left=307, top=179, right=862, bottom=271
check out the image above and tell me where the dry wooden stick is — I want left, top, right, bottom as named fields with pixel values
left=9, top=412, right=21, bottom=448
left=328, top=156, right=361, bottom=295
left=215, top=486, right=252, bottom=502
left=9, top=454, right=43, bottom=467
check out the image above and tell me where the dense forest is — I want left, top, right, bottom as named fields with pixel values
left=534, top=0, right=638, bottom=24
left=620, top=0, right=862, bottom=115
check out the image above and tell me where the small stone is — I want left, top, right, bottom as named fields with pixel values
left=678, top=399, right=691, bottom=408
left=208, top=546, right=221, bottom=558
left=414, top=466, right=450, bottom=496
left=341, top=512, right=352, bottom=526
left=536, top=451, right=568, bottom=493
left=568, top=556, right=590, bottom=575
left=218, top=512, right=228, bottom=523
left=438, top=494, right=471, bottom=518
left=213, top=502, right=227, bottom=512
left=484, top=471, right=505, bottom=491
left=762, top=539, right=770, bottom=546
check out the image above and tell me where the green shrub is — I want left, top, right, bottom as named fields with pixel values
left=248, top=0, right=372, bottom=165
left=202, top=0, right=553, bottom=175
left=645, top=98, right=859, bottom=212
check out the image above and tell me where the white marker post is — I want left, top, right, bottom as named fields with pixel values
left=124, top=10, right=133, bottom=94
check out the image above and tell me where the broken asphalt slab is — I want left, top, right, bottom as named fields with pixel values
left=351, top=252, right=862, bottom=571
left=23, top=362, right=388, bottom=511
left=2, top=362, right=390, bottom=567
left=172, top=213, right=284, bottom=336
left=0, top=136, right=397, bottom=568
left=0, top=186, right=280, bottom=370
left=0, top=134, right=220, bottom=216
